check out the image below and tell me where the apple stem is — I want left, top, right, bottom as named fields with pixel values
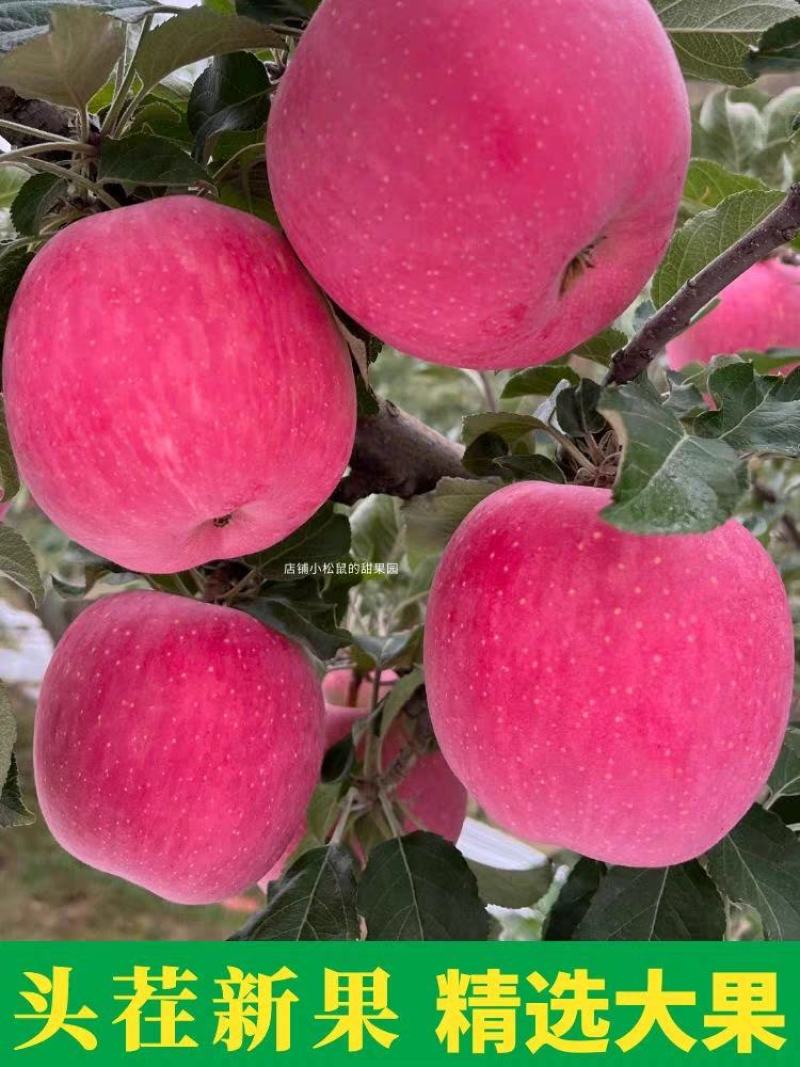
left=330, top=787, right=357, bottom=845
left=607, top=183, right=800, bottom=385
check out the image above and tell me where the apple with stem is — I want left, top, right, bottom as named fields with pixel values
left=35, top=590, right=324, bottom=904
left=424, top=482, right=794, bottom=867
left=267, top=0, right=690, bottom=369
left=4, top=196, right=356, bottom=574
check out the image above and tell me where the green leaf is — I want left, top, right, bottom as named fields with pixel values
left=682, top=158, right=768, bottom=215
left=748, top=16, right=800, bottom=76
left=462, top=411, right=548, bottom=447
left=0, top=165, right=26, bottom=208
left=574, top=862, right=726, bottom=940
left=0, top=396, right=20, bottom=505
left=695, top=360, right=800, bottom=456
left=97, top=133, right=212, bottom=187
left=400, top=477, right=498, bottom=567
left=247, top=503, right=351, bottom=580
left=243, top=598, right=351, bottom=661
left=653, top=190, right=784, bottom=307
left=134, top=9, right=282, bottom=95
left=0, top=682, right=14, bottom=797
left=692, top=88, right=768, bottom=178
left=378, top=667, right=423, bottom=737
left=0, top=246, right=32, bottom=355
left=652, top=0, right=799, bottom=85
left=350, top=494, right=401, bottom=565
left=0, top=683, right=32, bottom=828
left=358, top=831, right=489, bottom=940
left=555, top=379, right=606, bottom=436
left=544, top=858, right=605, bottom=941
left=187, top=51, right=269, bottom=159
left=569, top=327, right=628, bottom=366
left=231, top=845, right=360, bottom=940
left=600, top=382, right=747, bottom=535
left=0, top=0, right=156, bottom=53
left=664, top=370, right=709, bottom=419
left=0, top=523, right=43, bottom=604
left=495, top=454, right=566, bottom=484
left=501, top=365, right=579, bottom=400
left=0, top=753, right=33, bottom=827
left=468, top=858, right=553, bottom=910
left=0, top=7, right=125, bottom=109
left=350, top=630, right=421, bottom=673
left=768, top=726, right=800, bottom=801
left=706, top=805, right=800, bottom=940
left=11, top=172, right=65, bottom=236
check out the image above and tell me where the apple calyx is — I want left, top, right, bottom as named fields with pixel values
left=559, top=238, right=605, bottom=297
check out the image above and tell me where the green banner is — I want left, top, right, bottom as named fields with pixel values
left=0, top=942, right=796, bottom=1063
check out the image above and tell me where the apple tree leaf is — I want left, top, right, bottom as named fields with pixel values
left=574, top=862, right=726, bottom=940
left=231, top=844, right=360, bottom=940
left=358, top=831, right=489, bottom=940
left=599, top=381, right=747, bottom=534
left=0, top=524, right=43, bottom=605
left=400, top=477, right=499, bottom=566
left=695, top=360, right=800, bottom=456
left=0, top=7, right=125, bottom=109
left=682, top=158, right=768, bottom=215
left=544, top=858, right=606, bottom=941
left=468, top=858, right=553, bottom=910
left=768, top=726, right=800, bottom=802
left=97, top=133, right=212, bottom=187
left=187, top=51, right=270, bottom=160
left=134, top=9, right=281, bottom=95
left=653, top=190, right=784, bottom=307
left=651, top=0, right=799, bottom=86
left=706, top=805, right=800, bottom=940
left=0, top=0, right=156, bottom=53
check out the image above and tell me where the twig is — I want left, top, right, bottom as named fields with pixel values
left=0, top=142, right=93, bottom=165
left=607, top=184, right=800, bottom=385
left=333, top=395, right=470, bottom=506
left=4, top=158, right=120, bottom=210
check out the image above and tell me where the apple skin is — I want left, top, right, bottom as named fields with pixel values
left=267, top=0, right=690, bottom=370
left=34, top=590, right=324, bottom=904
left=424, top=482, right=794, bottom=867
left=666, top=259, right=800, bottom=372
left=259, top=668, right=467, bottom=888
left=3, top=196, right=356, bottom=573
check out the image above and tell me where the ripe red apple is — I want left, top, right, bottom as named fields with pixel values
left=666, top=259, right=800, bottom=372
left=424, top=482, right=794, bottom=867
left=35, top=590, right=324, bottom=904
left=267, top=0, right=690, bottom=369
left=260, top=668, right=467, bottom=887
left=3, top=197, right=356, bottom=573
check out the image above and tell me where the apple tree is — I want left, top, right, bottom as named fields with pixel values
left=0, top=0, right=798, bottom=941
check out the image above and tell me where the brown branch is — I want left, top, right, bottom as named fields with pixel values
left=334, top=396, right=469, bottom=506
left=608, top=183, right=800, bottom=385
left=0, top=89, right=73, bottom=146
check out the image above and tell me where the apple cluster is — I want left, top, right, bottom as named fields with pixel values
left=1, top=0, right=796, bottom=906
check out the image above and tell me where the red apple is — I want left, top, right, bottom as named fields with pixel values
left=424, top=482, right=794, bottom=867
left=35, top=590, right=324, bottom=904
left=267, top=0, right=690, bottom=369
left=3, top=197, right=356, bottom=573
left=666, top=259, right=800, bottom=372
left=260, top=668, right=467, bottom=887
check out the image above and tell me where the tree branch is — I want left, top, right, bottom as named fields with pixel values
left=0, top=89, right=73, bottom=147
left=334, top=396, right=469, bottom=506
left=608, top=183, right=800, bottom=385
